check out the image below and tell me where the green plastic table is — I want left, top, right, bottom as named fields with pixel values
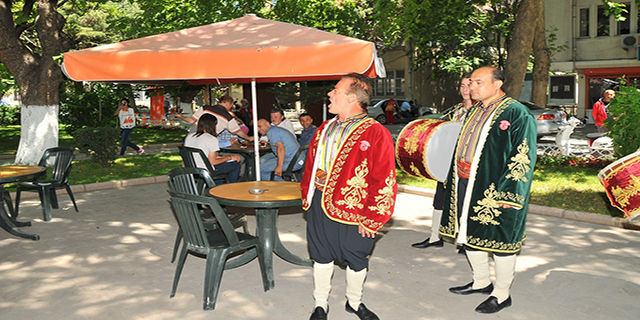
left=208, top=181, right=312, bottom=290
left=0, top=166, right=45, bottom=240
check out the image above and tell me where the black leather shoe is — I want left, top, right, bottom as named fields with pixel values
left=458, top=246, right=466, bottom=255
left=411, top=238, right=444, bottom=248
left=449, top=282, right=493, bottom=295
left=345, top=302, right=379, bottom=320
left=310, top=306, right=328, bottom=320
left=475, top=296, right=512, bottom=314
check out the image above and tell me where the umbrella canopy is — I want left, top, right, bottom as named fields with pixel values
left=62, top=14, right=385, bottom=84
left=62, top=14, right=386, bottom=181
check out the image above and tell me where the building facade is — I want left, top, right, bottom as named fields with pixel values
left=547, top=0, right=640, bottom=121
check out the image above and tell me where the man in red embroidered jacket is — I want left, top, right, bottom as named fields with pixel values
left=301, top=73, right=397, bottom=320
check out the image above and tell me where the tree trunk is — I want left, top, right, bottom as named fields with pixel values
left=0, top=1, right=69, bottom=164
left=15, top=105, right=59, bottom=165
left=531, top=2, right=550, bottom=106
left=503, top=0, right=542, bottom=98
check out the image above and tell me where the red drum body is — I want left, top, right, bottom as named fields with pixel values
left=598, top=151, right=640, bottom=220
left=395, top=119, right=462, bottom=182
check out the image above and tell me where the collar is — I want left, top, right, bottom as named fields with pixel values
left=479, top=94, right=507, bottom=109
left=337, top=112, right=367, bottom=124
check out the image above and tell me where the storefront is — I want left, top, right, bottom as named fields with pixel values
left=583, top=67, right=640, bottom=122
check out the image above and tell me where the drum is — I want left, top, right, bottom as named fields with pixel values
left=395, top=119, right=462, bottom=182
left=598, top=150, right=640, bottom=220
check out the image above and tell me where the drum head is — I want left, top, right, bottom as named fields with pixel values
left=396, top=119, right=462, bottom=182
left=425, top=122, right=462, bottom=181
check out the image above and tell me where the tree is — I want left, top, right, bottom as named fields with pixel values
left=0, top=0, right=70, bottom=164
left=502, top=0, right=542, bottom=98
left=530, top=2, right=549, bottom=106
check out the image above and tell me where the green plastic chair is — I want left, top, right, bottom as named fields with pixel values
left=177, top=146, right=230, bottom=184
left=2, top=190, right=15, bottom=218
left=167, top=167, right=247, bottom=263
left=269, top=144, right=309, bottom=182
left=15, top=147, right=78, bottom=221
left=167, top=190, right=269, bottom=310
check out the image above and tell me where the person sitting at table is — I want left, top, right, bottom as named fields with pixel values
left=172, top=104, right=235, bottom=148
left=236, top=98, right=254, bottom=135
left=174, top=96, right=254, bottom=144
left=298, top=113, right=318, bottom=146
left=184, top=113, right=242, bottom=184
left=257, top=119, right=304, bottom=181
left=270, top=108, right=295, bottom=135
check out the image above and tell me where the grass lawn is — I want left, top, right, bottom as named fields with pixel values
left=397, top=163, right=619, bottom=217
left=0, top=125, right=185, bottom=155
left=1, top=125, right=622, bottom=217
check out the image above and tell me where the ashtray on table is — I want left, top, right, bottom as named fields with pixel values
left=249, top=188, right=267, bottom=195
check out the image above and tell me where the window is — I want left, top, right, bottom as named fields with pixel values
left=597, top=5, right=610, bottom=37
left=373, top=70, right=406, bottom=97
left=395, top=70, right=405, bottom=96
left=376, top=78, right=384, bottom=96
left=636, top=5, right=640, bottom=32
left=580, top=8, right=590, bottom=37
left=618, top=2, right=631, bottom=35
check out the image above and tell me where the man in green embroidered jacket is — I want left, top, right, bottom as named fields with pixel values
left=440, top=66, right=537, bottom=314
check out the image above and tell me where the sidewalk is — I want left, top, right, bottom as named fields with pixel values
left=1, top=182, right=639, bottom=319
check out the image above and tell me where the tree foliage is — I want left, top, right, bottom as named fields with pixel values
left=372, top=0, right=522, bottom=78
left=607, top=82, right=640, bottom=157
left=59, top=81, right=138, bottom=134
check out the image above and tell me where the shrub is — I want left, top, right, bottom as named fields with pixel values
left=607, top=83, right=640, bottom=157
left=0, top=104, right=19, bottom=125
left=536, top=154, right=613, bottom=169
left=73, top=127, right=120, bottom=168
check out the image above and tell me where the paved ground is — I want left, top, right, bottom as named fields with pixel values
left=1, top=181, right=639, bottom=320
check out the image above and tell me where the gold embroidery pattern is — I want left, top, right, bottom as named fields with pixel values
left=466, top=236, right=523, bottom=252
left=439, top=178, right=458, bottom=236
left=409, top=163, right=420, bottom=176
left=497, top=190, right=526, bottom=205
left=337, top=159, right=370, bottom=209
left=488, top=98, right=513, bottom=128
left=610, top=174, right=640, bottom=207
left=367, top=170, right=396, bottom=215
left=324, top=119, right=374, bottom=222
left=470, top=183, right=502, bottom=226
left=506, top=138, right=531, bottom=182
left=402, top=120, right=437, bottom=155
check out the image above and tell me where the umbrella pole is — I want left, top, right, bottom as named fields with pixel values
left=323, top=100, right=327, bottom=122
left=252, top=79, right=260, bottom=181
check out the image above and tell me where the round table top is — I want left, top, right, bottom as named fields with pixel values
left=208, top=181, right=301, bottom=207
left=0, top=166, right=45, bottom=184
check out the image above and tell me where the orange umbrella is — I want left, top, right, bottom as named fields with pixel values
left=62, top=14, right=386, bottom=180
left=62, top=14, right=385, bottom=84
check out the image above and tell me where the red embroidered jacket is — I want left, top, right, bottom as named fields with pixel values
left=301, top=117, right=397, bottom=232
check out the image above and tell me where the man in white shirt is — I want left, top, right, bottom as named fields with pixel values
left=270, top=108, right=295, bottom=135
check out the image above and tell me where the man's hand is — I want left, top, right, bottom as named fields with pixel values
left=275, top=165, right=283, bottom=177
left=358, top=225, right=376, bottom=238
left=498, top=203, right=514, bottom=209
left=229, top=138, right=239, bottom=145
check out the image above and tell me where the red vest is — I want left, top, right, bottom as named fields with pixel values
left=301, top=117, right=397, bottom=232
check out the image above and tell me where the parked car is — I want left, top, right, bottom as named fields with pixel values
left=419, top=101, right=567, bottom=137
left=367, top=99, right=435, bottom=123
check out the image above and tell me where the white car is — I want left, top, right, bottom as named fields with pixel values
left=367, top=99, right=434, bottom=123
